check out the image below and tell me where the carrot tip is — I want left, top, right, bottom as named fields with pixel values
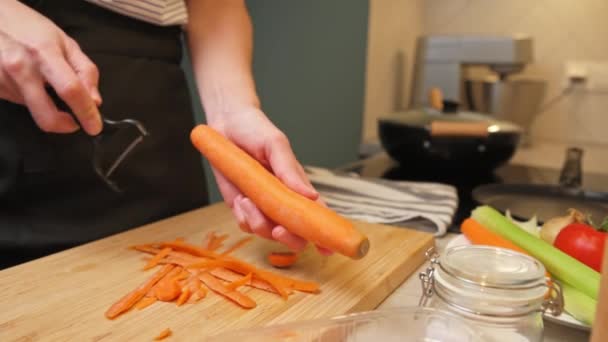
left=355, top=238, right=370, bottom=259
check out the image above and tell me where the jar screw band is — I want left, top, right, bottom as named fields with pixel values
left=418, top=247, right=440, bottom=307
left=541, top=280, right=564, bottom=316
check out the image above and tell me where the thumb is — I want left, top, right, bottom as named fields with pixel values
left=267, top=135, right=319, bottom=200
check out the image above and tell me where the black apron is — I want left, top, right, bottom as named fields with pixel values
left=0, top=0, right=209, bottom=268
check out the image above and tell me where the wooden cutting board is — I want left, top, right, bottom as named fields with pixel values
left=0, top=203, right=434, bottom=341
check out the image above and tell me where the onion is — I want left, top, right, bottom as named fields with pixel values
left=540, top=208, right=586, bottom=244
left=506, top=210, right=539, bottom=237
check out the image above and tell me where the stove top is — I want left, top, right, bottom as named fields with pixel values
left=335, top=153, right=608, bottom=233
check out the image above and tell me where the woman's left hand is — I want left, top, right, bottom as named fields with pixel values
left=207, top=107, right=332, bottom=255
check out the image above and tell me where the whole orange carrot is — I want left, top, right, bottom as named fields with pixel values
left=190, top=124, right=369, bottom=259
left=461, top=218, right=528, bottom=255
left=461, top=218, right=553, bottom=281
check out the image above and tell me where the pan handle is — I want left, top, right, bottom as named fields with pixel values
left=429, top=121, right=490, bottom=137
left=559, top=147, right=583, bottom=189
left=428, top=87, right=444, bottom=112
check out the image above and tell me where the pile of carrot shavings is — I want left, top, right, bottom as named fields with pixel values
left=104, top=232, right=321, bottom=321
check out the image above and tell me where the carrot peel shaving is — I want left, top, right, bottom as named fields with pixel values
left=143, top=247, right=173, bottom=270
left=105, top=264, right=174, bottom=319
left=154, top=328, right=172, bottom=340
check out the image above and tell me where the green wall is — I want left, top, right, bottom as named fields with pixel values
left=183, top=0, right=369, bottom=203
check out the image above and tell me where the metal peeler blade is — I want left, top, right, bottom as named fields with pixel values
left=92, top=117, right=149, bottom=193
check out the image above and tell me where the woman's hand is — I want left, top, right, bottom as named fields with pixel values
left=209, top=108, right=332, bottom=255
left=0, top=0, right=102, bottom=134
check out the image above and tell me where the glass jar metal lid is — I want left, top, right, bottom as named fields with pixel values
left=419, top=246, right=564, bottom=318
left=440, top=245, right=546, bottom=288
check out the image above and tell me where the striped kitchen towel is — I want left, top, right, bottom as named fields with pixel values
left=305, top=166, right=458, bottom=236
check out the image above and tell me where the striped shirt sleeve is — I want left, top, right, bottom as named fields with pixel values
left=83, top=0, right=188, bottom=26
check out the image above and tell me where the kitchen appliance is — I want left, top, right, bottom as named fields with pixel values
left=409, top=34, right=545, bottom=143
left=410, top=34, right=535, bottom=110
left=465, top=77, right=547, bottom=144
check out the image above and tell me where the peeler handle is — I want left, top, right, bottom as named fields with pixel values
left=45, top=85, right=106, bottom=134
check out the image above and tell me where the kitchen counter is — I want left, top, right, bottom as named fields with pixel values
left=511, top=140, right=608, bottom=175
left=340, top=146, right=602, bottom=341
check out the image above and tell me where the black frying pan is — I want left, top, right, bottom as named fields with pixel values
left=377, top=108, right=522, bottom=173
left=473, top=148, right=608, bottom=223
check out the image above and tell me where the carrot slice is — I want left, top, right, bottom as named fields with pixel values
left=157, top=257, right=193, bottom=268
left=155, top=274, right=182, bottom=302
left=176, top=269, right=190, bottom=281
left=267, top=252, right=298, bottom=268
left=176, top=288, right=191, bottom=306
left=209, top=234, right=229, bottom=251
left=152, top=267, right=184, bottom=302
left=136, top=246, right=206, bottom=264
left=146, top=266, right=182, bottom=298
left=194, top=286, right=208, bottom=301
left=199, top=272, right=256, bottom=309
left=105, top=264, right=174, bottom=319
left=256, top=269, right=319, bottom=294
left=203, top=231, right=216, bottom=249
left=184, top=276, right=204, bottom=304
left=187, top=258, right=289, bottom=299
left=132, top=245, right=162, bottom=254
left=154, top=328, right=172, bottom=340
left=209, top=268, right=291, bottom=295
left=226, top=273, right=252, bottom=291
left=189, top=279, right=207, bottom=303
left=190, top=124, right=370, bottom=259
left=143, top=247, right=173, bottom=270
left=160, top=241, right=219, bottom=259
left=135, top=296, right=157, bottom=310
left=221, top=237, right=254, bottom=255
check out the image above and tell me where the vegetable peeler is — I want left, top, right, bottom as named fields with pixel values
left=47, top=88, right=149, bottom=193
left=89, top=116, right=148, bottom=192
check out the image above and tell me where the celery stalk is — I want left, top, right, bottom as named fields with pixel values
left=471, top=206, right=600, bottom=300
left=560, top=280, right=596, bottom=326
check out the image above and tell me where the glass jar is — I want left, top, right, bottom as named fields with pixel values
left=418, top=245, right=564, bottom=342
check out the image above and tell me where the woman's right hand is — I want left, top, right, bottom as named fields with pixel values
left=0, top=0, right=102, bottom=135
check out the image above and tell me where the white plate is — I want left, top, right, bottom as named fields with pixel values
left=445, top=235, right=591, bottom=332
